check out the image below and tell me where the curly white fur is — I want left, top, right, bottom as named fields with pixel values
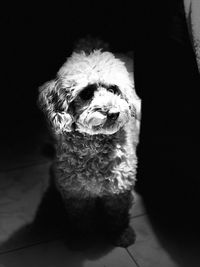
left=39, top=50, right=141, bottom=136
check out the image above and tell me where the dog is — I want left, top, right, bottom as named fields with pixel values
left=38, top=38, right=141, bottom=247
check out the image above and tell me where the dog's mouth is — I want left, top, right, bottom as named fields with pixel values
left=91, top=111, right=120, bottom=131
left=103, top=112, right=120, bottom=127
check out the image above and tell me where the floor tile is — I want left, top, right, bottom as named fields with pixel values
left=0, top=154, right=49, bottom=172
left=0, top=141, right=49, bottom=171
left=130, top=193, right=146, bottom=219
left=0, top=123, right=51, bottom=171
left=0, top=239, right=137, bottom=267
left=0, top=162, right=51, bottom=247
left=128, top=215, right=179, bottom=267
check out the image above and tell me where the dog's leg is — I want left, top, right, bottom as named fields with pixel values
left=63, top=196, right=97, bottom=237
left=99, top=191, right=136, bottom=247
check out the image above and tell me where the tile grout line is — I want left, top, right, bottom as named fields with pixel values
left=0, top=159, right=51, bottom=173
left=0, top=236, right=62, bottom=256
left=131, top=213, right=147, bottom=219
left=125, top=248, right=140, bottom=267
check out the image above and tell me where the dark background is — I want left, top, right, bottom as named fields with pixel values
left=1, top=2, right=135, bottom=145
left=1, top=0, right=199, bottom=235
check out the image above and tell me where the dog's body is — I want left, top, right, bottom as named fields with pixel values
left=38, top=42, right=141, bottom=247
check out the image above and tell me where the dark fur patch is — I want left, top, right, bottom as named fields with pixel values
left=79, top=83, right=121, bottom=102
left=107, top=85, right=120, bottom=94
left=79, top=84, right=97, bottom=100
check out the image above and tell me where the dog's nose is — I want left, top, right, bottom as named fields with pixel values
left=107, top=112, right=120, bottom=121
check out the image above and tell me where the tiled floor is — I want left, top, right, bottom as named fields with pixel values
left=0, top=130, right=200, bottom=267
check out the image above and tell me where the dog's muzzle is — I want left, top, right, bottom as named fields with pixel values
left=107, top=111, right=120, bottom=121
left=103, top=111, right=120, bottom=127
left=90, top=110, right=120, bottom=130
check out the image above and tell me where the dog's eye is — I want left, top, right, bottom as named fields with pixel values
left=79, top=84, right=97, bottom=100
left=108, top=85, right=120, bottom=94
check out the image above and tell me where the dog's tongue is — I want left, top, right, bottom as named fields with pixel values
left=88, top=112, right=106, bottom=126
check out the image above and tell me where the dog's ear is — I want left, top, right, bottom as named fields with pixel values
left=123, top=73, right=141, bottom=129
left=129, top=90, right=141, bottom=121
left=38, top=80, right=74, bottom=134
left=116, top=54, right=141, bottom=126
left=123, top=86, right=141, bottom=134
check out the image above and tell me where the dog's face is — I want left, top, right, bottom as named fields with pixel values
left=38, top=50, right=140, bottom=135
left=69, top=83, right=133, bottom=135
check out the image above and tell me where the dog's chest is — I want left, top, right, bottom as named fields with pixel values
left=54, top=134, right=136, bottom=197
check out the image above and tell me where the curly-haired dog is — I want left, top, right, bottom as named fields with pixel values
left=38, top=43, right=141, bottom=247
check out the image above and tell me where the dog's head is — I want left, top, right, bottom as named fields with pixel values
left=38, top=50, right=141, bottom=135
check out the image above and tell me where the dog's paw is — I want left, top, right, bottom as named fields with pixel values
left=110, top=226, right=136, bottom=248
